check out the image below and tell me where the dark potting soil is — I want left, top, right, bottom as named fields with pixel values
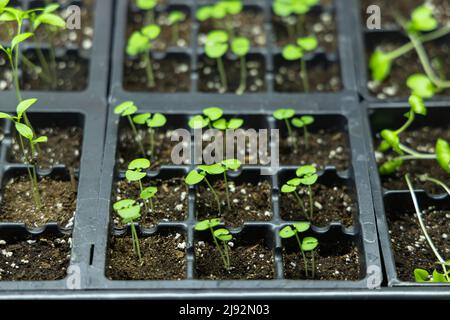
left=0, top=53, right=12, bottom=91
left=195, top=240, right=274, bottom=280
left=106, top=233, right=186, bottom=280
left=387, top=206, right=450, bottom=282
left=375, top=126, right=450, bottom=193
left=196, top=180, right=272, bottom=227
left=127, top=10, right=192, bottom=51
left=198, top=55, right=266, bottom=94
left=279, top=130, right=350, bottom=170
left=198, top=8, right=266, bottom=48
left=0, top=175, right=78, bottom=228
left=9, top=126, right=83, bottom=169
left=360, top=0, right=450, bottom=28
left=274, top=59, right=341, bottom=93
left=366, top=40, right=450, bottom=99
left=283, top=245, right=361, bottom=280
left=22, top=51, right=89, bottom=91
left=280, top=183, right=355, bottom=227
left=273, top=10, right=338, bottom=53
left=117, top=127, right=188, bottom=170
left=0, top=235, right=71, bottom=281
left=123, top=54, right=191, bottom=92
left=113, top=178, right=188, bottom=228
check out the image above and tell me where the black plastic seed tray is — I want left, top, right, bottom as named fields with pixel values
left=109, top=0, right=358, bottom=106
left=0, top=0, right=112, bottom=104
left=361, top=99, right=450, bottom=289
left=351, top=0, right=450, bottom=102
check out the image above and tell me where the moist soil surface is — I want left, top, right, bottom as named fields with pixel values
left=387, top=206, right=450, bottom=282
left=123, top=55, right=191, bottom=92
left=106, top=233, right=186, bottom=280
left=127, top=10, right=191, bottom=51
left=374, top=127, right=450, bottom=193
left=22, top=51, right=89, bottom=91
left=113, top=178, right=188, bottom=228
left=273, top=10, right=337, bottom=53
left=9, top=126, right=83, bottom=169
left=0, top=235, right=71, bottom=281
left=360, top=0, right=450, bottom=28
left=198, top=56, right=266, bottom=93
left=0, top=175, right=77, bottom=228
left=196, top=180, right=272, bottom=227
left=275, top=59, right=341, bottom=92
left=280, top=183, right=355, bottom=227
left=198, top=9, right=266, bottom=48
left=279, top=130, right=350, bottom=170
left=195, top=240, right=274, bottom=280
left=366, top=39, right=450, bottom=99
left=0, top=53, right=12, bottom=91
left=117, top=127, right=188, bottom=170
left=283, top=245, right=361, bottom=280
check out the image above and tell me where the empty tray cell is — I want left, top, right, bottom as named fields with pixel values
left=0, top=167, right=78, bottom=228
left=384, top=192, right=450, bottom=283
left=112, top=168, right=189, bottom=229
left=281, top=225, right=363, bottom=280
left=106, top=225, right=187, bottom=280
left=7, top=112, right=84, bottom=169
left=275, top=114, right=351, bottom=170
left=278, top=169, right=357, bottom=228
left=274, top=53, right=341, bottom=93
left=123, top=52, right=191, bottom=92
left=194, top=224, right=275, bottom=280
left=198, top=53, right=266, bottom=94
left=0, top=226, right=71, bottom=281
left=370, top=107, right=450, bottom=193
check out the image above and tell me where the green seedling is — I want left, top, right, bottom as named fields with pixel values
left=132, top=112, right=167, bottom=158
left=279, top=222, right=318, bottom=278
left=195, top=218, right=232, bottom=271
left=168, top=10, right=186, bottom=45
left=405, top=175, right=449, bottom=283
left=188, top=107, right=243, bottom=131
left=291, top=115, right=314, bottom=149
left=369, top=4, right=450, bottom=91
left=196, top=0, right=242, bottom=40
left=127, top=24, right=161, bottom=88
left=126, top=158, right=151, bottom=212
left=281, top=165, right=318, bottom=221
left=0, top=99, right=47, bottom=208
left=113, top=199, right=143, bottom=264
left=185, top=159, right=241, bottom=214
left=231, top=36, right=250, bottom=95
left=273, top=108, right=295, bottom=143
left=136, top=0, right=157, bottom=24
left=273, top=108, right=315, bottom=151
left=114, top=101, right=146, bottom=157
left=205, top=30, right=229, bottom=93
left=272, top=0, right=318, bottom=41
left=282, top=36, right=318, bottom=92
left=378, top=94, right=450, bottom=175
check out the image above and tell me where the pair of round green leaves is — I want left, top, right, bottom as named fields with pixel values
left=281, top=165, right=318, bottom=193
left=114, top=101, right=138, bottom=116
left=282, top=36, right=318, bottom=61
left=196, top=1, right=243, bottom=21
left=126, top=158, right=150, bottom=181
left=194, top=219, right=232, bottom=242
left=205, top=30, right=250, bottom=58
left=273, top=108, right=315, bottom=128
left=279, top=222, right=318, bottom=251
left=113, top=199, right=141, bottom=223
left=168, top=11, right=186, bottom=25
left=133, top=112, right=167, bottom=128
left=127, top=24, right=161, bottom=56
left=189, top=115, right=244, bottom=130
left=185, top=159, right=242, bottom=185
left=272, top=0, right=318, bottom=17
left=410, top=5, right=438, bottom=32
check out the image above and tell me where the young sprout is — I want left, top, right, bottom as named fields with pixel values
left=211, top=117, right=244, bottom=131
left=195, top=218, right=232, bottom=271
left=196, top=0, right=243, bottom=39
left=205, top=30, right=229, bottom=93
left=188, top=107, right=225, bottom=130
left=282, top=36, right=318, bottom=92
left=273, top=108, right=297, bottom=152
left=126, top=158, right=151, bottom=212
left=168, top=10, right=186, bottom=46
left=279, top=222, right=318, bottom=278
left=127, top=24, right=161, bottom=88
left=291, top=115, right=314, bottom=149
left=114, top=101, right=145, bottom=157
left=0, top=98, right=47, bottom=208
left=231, top=36, right=250, bottom=95
left=281, top=165, right=318, bottom=221
left=113, top=199, right=143, bottom=264
left=369, top=5, right=450, bottom=91
left=136, top=0, right=157, bottom=24
left=132, top=112, right=167, bottom=159
left=378, top=94, right=450, bottom=175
